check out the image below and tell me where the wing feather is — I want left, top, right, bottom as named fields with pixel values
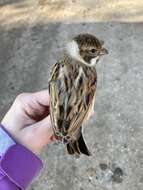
left=49, top=61, right=96, bottom=140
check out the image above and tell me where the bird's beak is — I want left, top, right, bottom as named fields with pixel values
left=100, top=48, right=108, bottom=56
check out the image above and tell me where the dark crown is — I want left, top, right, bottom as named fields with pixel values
left=73, top=33, right=102, bottom=48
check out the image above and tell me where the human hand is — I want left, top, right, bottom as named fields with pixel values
left=1, top=90, right=54, bottom=154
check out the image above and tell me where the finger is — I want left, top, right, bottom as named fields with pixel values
left=32, top=90, right=50, bottom=106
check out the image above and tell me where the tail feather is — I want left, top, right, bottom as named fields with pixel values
left=78, top=133, right=91, bottom=156
left=67, top=132, right=91, bottom=156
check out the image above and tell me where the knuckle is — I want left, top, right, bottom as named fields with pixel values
left=16, top=93, right=30, bottom=102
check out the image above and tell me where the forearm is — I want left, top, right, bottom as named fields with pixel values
left=0, top=125, right=43, bottom=190
left=0, top=172, right=19, bottom=190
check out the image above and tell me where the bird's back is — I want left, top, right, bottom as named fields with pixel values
left=49, top=55, right=97, bottom=142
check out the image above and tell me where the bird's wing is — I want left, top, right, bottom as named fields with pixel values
left=49, top=61, right=97, bottom=140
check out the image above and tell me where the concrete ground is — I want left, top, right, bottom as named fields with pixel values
left=0, top=1, right=143, bottom=190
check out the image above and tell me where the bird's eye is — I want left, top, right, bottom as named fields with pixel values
left=90, top=49, right=96, bottom=53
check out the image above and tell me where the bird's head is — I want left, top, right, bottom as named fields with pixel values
left=66, top=33, right=108, bottom=67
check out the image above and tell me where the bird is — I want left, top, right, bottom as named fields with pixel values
left=49, top=33, right=108, bottom=156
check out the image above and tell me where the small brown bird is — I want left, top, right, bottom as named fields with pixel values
left=49, top=33, right=108, bottom=156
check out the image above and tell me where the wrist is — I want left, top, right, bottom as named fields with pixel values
left=0, top=124, right=43, bottom=189
left=0, top=144, right=43, bottom=189
left=0, top=124, right=16, bottom=156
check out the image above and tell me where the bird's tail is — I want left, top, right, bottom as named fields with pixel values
left=66, top=132, right=91, bottom=156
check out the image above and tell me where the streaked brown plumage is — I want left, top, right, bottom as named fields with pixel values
left=49, top=33, right=108, bottom=156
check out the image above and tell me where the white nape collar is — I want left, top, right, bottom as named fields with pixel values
left=66, top=40, right=96, bottom=67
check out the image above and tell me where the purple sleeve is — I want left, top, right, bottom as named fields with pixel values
left=0, top=125, right=43, bottom=190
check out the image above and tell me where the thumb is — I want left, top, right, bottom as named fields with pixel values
left=15, top=115, right=54, bottom=154
left=32, top=115, right=54, bottom=144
